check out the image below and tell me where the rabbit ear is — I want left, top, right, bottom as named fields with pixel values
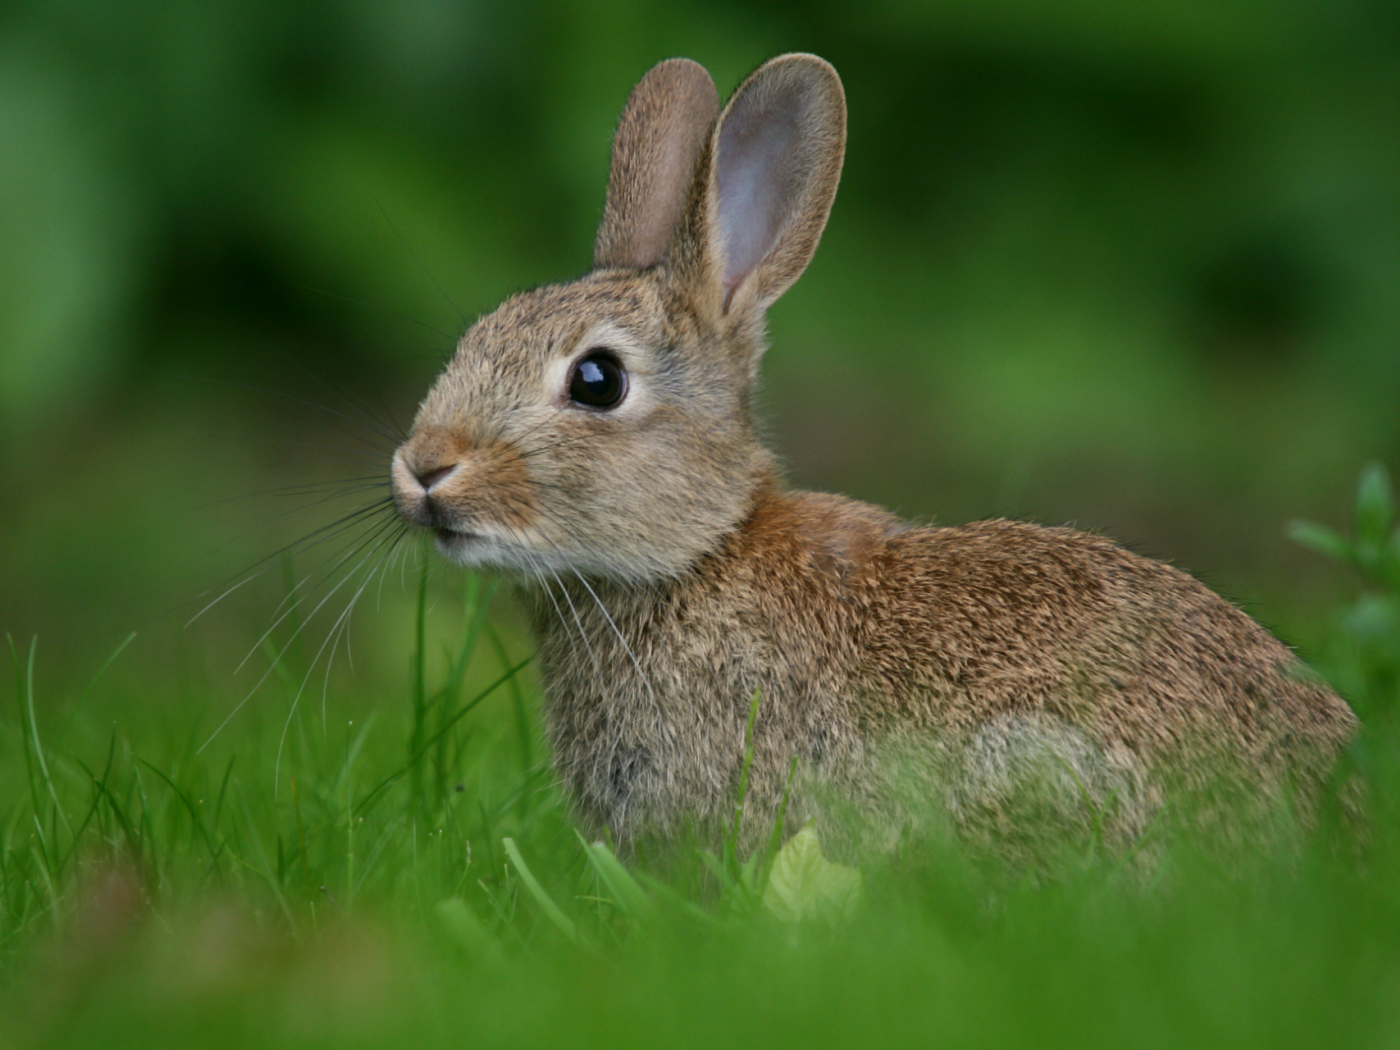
left=708, top=54, right=846, bottom=314
left=594, top=59, right=719, bottom=271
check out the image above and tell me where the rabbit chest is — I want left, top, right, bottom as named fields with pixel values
left=525, top=488, right=891, bottom=846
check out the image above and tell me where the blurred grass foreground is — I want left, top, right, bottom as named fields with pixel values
left=3, top=0, right=1400, bottom=1047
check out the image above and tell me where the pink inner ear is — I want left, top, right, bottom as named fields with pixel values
left=716, top=99, right=803, bottom=302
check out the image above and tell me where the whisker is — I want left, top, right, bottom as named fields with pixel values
left=494, top=414, right=557, bottom=453
left=198, top=514, right=405, bottom=753
left=375, top=199, right=469, bottom=329
left=199, top=477, right=390, bottom=509
left=161, top=371, right=402, bottom=452
left=274, top=522, right=408, bottom=788
left=370, top=389, right=411, bottom=448
left=211, top=434, right=396, bottom=462
left=569, top=567, right=666, bottom=730
left=184, top=571, right=268, bottom=628
left=498, top=509, right=666, bottom=727
left=294, top=283, right=457, bottom=345
left=187, top=498, right=397, bottom=626
left=515, top=437, right=601, bottom=461
left=501, top=523, right=601, bottom=684
left=232, top=511, right=403, bottom=674
left=278, top=351, right=411, bottom=446
left=203, top=489, right=394, bottom=560
left=377, top=529, right=415, bottom=611
left=281, top=524, right=408, bottom=767
left=547, top=568, right=603, bottom=682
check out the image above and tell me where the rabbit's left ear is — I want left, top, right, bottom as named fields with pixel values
left=594, top=59, right=720, bottom=271
left=698, top=54, right=847, bottom=315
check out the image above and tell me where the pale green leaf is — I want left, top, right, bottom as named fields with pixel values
left=762, top=824, right=862, bottom=925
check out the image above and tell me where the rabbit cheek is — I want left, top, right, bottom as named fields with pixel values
left=470, top=445, right=538, bottom=534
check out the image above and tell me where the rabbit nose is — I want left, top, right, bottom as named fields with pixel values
left=414, top=464, right=456, bottom=491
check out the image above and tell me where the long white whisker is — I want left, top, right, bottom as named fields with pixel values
left=496, top=521, right=598, bottom=681
left=377, top=531, right=415, bottom=611
left=187, top=497, right=396, bottom=628
left=274, top=524, right=404, bottom=789
left=198, top=517, right=402, bottom=752
left=548, top=568, right=603, bottom=681
left=347, top=527, right=407, bottom=673
left=231, top=526, right=372, bottom=676
left=170, top=367, right=404, bottom=451
left=185, top=570, right=268, bottom=628
left=280, top=351, right=409, bottom=446
left=212, top=492, right=396, bottom=561
left=569, top=568, right=665, bottom=732
left=232, top=567, right=328, bottom=673
left=202, top=477, right=389, bottom=510
left=326, top=526, right=407, bottom=733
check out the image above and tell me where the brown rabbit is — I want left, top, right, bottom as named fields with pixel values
left=390, top=54, right=1357, bottom=861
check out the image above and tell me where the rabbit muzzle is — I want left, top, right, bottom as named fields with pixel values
left=390, top=428, right=536, bottom=541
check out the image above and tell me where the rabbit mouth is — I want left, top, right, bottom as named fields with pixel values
left=435, top=526, right=481, bottom=547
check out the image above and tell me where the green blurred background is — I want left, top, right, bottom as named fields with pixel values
left=3, top=0, right=1399, bottom=696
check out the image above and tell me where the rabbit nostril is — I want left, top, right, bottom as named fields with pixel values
left=414, top=464, right=455, bottom=491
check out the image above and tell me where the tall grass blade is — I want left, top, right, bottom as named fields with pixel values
left=138, top=758, right=224, bottom=867
left=355, top=656, right=533, bottom=817
left=433, top=575, right=496, bottom=799
left=727, top=687, right=763, bottom=877
left=409, top=550, right=429, bottom=814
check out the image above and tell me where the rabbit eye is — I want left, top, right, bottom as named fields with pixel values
left=569, top=351, right=627, bottom=409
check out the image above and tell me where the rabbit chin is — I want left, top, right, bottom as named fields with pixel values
left=432, top=528, right=518, bottom=568
left=431, top=526, right=572, bottom=574
left=432, top=525, right=684, bottom=584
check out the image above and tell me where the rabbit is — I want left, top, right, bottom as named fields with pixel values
left=389, top=54, right=1358, bottom=863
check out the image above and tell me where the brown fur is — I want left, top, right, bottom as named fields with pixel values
left=390, top=55, right=1357, bottom=862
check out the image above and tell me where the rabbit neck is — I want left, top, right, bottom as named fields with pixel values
left=521, top=481, right=901, bottom=847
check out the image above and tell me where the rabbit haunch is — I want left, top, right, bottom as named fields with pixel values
left=390, top=55, right=1356, bottom=856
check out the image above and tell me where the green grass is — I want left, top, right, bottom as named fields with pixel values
left=4, top=470, right=1400, bottom=1050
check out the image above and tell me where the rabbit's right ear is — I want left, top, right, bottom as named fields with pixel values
left=594, top=59, right=719, bottom=271
left=675, top=54, right=846, bottom=321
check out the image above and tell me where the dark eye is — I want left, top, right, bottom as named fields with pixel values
left=568, top=350, right=627, bottom=409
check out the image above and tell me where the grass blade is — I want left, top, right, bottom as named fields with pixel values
left=576, top=832, right=652, bottom=923
left=502, top=836, right=578, bottom=944
left=354, top=656, right=533, bottom=818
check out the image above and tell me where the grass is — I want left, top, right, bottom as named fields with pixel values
left=3, top=469, right=1400, bottom=1049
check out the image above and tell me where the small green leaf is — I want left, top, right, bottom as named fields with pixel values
left=1355, top=462, right=1396, bottom=545
left=1287, top=520, right=1353, bottom=564
left=762, top=823, right=862, bottom=926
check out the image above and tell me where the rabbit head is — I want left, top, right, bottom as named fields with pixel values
left=391, top=55, right=846, bottom=583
